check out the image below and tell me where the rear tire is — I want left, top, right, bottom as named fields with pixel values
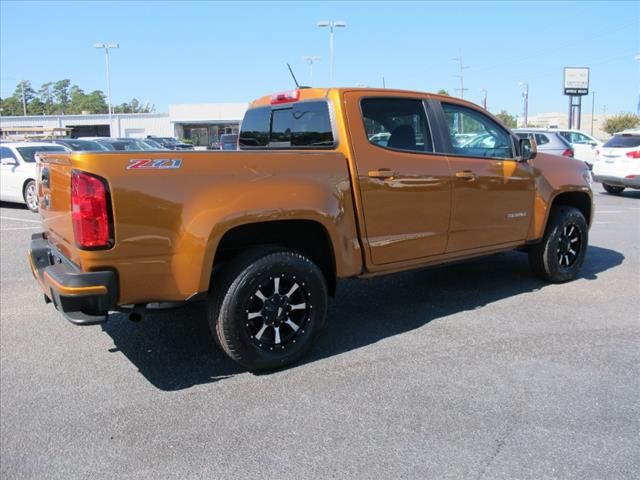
left=208, top=248, right=328, bottom=372
left=602, top=184, right=625, bottom=195
left=23, top=180, right=38, bottom=212
left=528, top=206, right=588, bottom=283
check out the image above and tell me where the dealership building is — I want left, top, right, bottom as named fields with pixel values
left=0, top=102, right=248, bottom=147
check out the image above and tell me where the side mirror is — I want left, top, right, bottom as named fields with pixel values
left=519, top=138, right=537, bottom=161
left=1, top=157, right=17, bottom=166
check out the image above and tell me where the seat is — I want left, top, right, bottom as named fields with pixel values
left=387, top=125, right=416, bottom=151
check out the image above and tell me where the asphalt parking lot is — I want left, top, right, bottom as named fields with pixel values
left=1, top=188, right=639, bottom=480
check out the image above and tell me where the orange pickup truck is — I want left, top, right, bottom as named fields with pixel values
left=29, top=88, right=593, bottom=371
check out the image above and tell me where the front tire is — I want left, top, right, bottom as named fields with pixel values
left=602, top=184, right=625, bottom=195
left=208, top=249, right=328, bottom=372
left=528, top=206, right=588, bottom=283
left=23, top=180, right=38, bottom=212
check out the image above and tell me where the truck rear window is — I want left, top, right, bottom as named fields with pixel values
left=239, top=101, right=334, bottom=149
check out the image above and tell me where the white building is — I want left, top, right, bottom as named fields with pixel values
left=517, top=112, right=614, bottom=140
left=0, top=102, right=248, bottom=147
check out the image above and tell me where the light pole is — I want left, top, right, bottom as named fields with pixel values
left=591, top=91, right=597, bottom=135
left=302, top=56, right=320, bottom=87
left=95, top=43, right=119, bottom=136
left=317, top=21, right=346, bottom=84
left=519, top=82, right=529, bottom=128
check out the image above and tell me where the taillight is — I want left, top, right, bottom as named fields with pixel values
left=562, top=148, right=574, bottom=157
left=270, top=90, right=300, bottom=105
left=71, top=170, right=113, bottom=249
left=625, top=150, right=640, bottom=158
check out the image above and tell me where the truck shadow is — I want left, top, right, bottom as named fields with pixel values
left=101, top=245, right=623, bottom=391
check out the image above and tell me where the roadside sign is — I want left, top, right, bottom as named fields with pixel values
left=564, top=67, right=589, bottom=96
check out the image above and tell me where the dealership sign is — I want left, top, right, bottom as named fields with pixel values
left=563, top=67, right=589, bottom=95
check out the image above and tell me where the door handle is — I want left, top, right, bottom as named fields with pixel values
left=455, top=170, right=477, bottom=180
left=368, top=168, right=398, bottom=179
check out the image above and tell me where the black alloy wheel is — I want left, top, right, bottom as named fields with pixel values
left=528, top=206, right=588, bottom=283
left=208, top=248, right=328, bottom=372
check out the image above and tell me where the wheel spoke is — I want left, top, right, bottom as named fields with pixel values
left=289, top=302, right=306, bottom=311
left=568, top=225, right=575, bottom=237
left=285, top=283, right=299, bottom=298
left=274, top=326, right=281, bottom=344
left=247, top=311, right=261, bottom=320
left=255, top=289, right=267, bottom=302
left=273, top=277, right=280, bottom=294
left=568, top=248, right=576, bottom=256
left=570, top=237, right=578, bottom=243
left=285, top=318, right=300, bottom=332
left=255, top=322, right=269, bottom=340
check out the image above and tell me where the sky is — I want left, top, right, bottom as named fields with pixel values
left=1, top=0, right=638, bottom=117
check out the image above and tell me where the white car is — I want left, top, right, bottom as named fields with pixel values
left=553, top=129, right=603, bottom=168
left=0, top=142, right=68, bottom=212
left=592, top=130, right=640, bottom=194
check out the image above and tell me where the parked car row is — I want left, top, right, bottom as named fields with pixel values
left=513, top=128, right=602, bottom=169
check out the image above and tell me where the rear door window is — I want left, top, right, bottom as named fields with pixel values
left=534, top=134, right=550, bottom=145
left=360, top=98, right=433, bottom=153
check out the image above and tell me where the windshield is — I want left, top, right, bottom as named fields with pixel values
left=603, top=135, right=640, bottom=148
left=155, top=137, right=178, bottom=146
left=61, top=140, right=108, bottom=151
left=17, top=145, right=67, bottom=162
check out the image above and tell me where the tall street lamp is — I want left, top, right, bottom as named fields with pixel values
left=317, top=21, right=346, bottom=84
left=302, top=56, right=320, bottom=87
left=519, top=82, right=529, bottom=128
left=95, top=43, right=119, bottom=136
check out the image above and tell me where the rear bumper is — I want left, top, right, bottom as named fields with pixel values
left=593, top=174, right=640, bottom=189
left=28, top=233, right=117, bottom=325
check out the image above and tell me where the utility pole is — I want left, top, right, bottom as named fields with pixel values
left=302, top=56, right=320, bottom=86
left=591, top=91, right=597, bottom=135
left=20, top=82, right=27, bottom=116
left=453, top=54, right=469, bottom=99
left=519, top=82, right=529, bottom=128
left=480, top=88, right=488, bottom=110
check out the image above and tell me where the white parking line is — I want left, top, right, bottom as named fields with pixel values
left=596, top=211, right=624, bottom=214
left=0, top=216, right=41, bottom=224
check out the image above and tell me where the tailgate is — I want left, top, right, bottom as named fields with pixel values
left=37, top=153, right=78, bottom=265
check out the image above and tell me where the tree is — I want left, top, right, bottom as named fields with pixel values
left=38, top=82, right=54, bottom=114
left=113, top=98, right=154, bottom=114
left=0, top=96, right=22, bottom=116
left=52, top=79, right=71, bottom=113
left=11, top=81, right=36, bottom=114
left=494, top=110, right=517, bottom=129
left=437, top=89, right=450, bottom=96
left=602, top=113, right=640, bottom=135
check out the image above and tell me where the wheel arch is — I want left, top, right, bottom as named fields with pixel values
left=550, top=191, right=592, bottom=228
left=209, top=219, right=338, bottom=296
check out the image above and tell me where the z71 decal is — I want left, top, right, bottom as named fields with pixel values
left=127, top=159, right=182, bottom=170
